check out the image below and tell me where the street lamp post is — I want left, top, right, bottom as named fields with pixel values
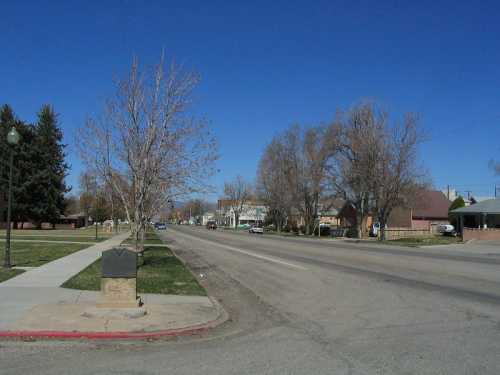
left=4, top=127, right=21, bottom=268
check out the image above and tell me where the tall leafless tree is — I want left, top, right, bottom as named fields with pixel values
left=371, top=112, right=426, bottom=240
left=332, top=103, right=426, bottom=239
left=78, top=55, right=217, bottom=249
left=79, top=171, right=97, bottom=227
left=223, top=175, right=252, bottom=228
left=256, top=139, right=290, bottom=232
left=280, top=124, right=339, bottom=235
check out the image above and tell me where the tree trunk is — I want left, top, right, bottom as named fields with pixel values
left=133, top=210, right=143, bottom=251
left=304, top=215, right=313, bottom=235
left=139, top=226, right=145, bottom=251
left=378, top=213, right=387, bottom=241
left=355, top=211, right=363, bottom=239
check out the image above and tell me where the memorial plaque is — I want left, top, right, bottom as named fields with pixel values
left=98, top=247, right=141, bottom=308
left=102, top=248, right=137, bottom=278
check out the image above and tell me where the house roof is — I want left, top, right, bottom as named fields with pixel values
left=470, top=196, right=496, bottom=204
left=451, top=199, right=500, bottom=215
left=411, top=190, right=451, bottom=219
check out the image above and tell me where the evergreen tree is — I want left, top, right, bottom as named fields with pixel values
left=30, top=105, right=70, bottom=227
left=0, top=105, right=38, bottom=227
left=448, top=196, right=465, bottom=228
left=0, top=105, right=16, bottom=221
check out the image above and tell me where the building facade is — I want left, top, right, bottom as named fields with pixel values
left=216, top=199, right=267, bottom=228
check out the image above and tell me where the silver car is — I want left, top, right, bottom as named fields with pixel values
left=249, top=225, right=264, bottom=234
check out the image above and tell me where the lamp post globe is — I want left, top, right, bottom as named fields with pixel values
left=4, top=126, right=21, bottom=268
left=7, top=127, right=20, bottom=145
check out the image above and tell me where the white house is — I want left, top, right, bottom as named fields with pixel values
left=202, top=212, right=215, bottom=225
left=217, top=200, right=267, bottom=228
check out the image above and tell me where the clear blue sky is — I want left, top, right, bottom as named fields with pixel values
left=1, top=0, right=500, bottom=199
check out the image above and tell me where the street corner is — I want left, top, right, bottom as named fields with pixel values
left=0, top=294, right=228, bottom=340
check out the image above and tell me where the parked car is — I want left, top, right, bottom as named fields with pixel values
left=238, top=223, right=251, bottom=229
left=155, top=222, right=167, bottom=230
left=249, top=225, right=264, bottom=234
left=437, top=224, right=456, bottom=236
left=369, top=222, right=387, bottom=237
left=206, top=221, right=217, bottom=230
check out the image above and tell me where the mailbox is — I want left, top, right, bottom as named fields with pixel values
left=102, top=248, right=137, bottom=278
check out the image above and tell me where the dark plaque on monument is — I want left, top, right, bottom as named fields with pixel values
left=98, top=247, right=141, bottom=308
left=102, top=248, right=137, bottom=278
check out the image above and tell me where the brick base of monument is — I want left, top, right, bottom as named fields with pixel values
left=96, top=277, right=141, bottom=308
left=82, top=277, right=147, bottom=318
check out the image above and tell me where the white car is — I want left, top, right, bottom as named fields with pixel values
left=249, top=226, right=264, bottom=234
left=437, top=224, right=456, bottom=236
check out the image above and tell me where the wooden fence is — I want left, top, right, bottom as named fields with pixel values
left=383, top=227, right=432, bottom=240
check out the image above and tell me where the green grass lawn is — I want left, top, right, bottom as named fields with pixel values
left=62, top=245, right=206, bottom=296
left=0, top=227, right=122, bottom=240
left=0, top=268, right=25, bottom=283
left=387, top=235, right=462, bottom=247
left=122, top=232, right=164, bottom=245
left=9, top=242, right=90, bottom=267
left=0, top=235, right=102, bottom=243
left=0, top=228, right=126, bottom=283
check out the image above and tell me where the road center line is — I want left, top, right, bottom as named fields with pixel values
left=171, top=230, right=308, bottom=271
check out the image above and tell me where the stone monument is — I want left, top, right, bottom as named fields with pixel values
left=84, top=247, right=146, bottom=318
left=99, top=247, right=141, bottom=308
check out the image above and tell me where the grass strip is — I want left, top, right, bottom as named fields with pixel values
left=62, top=245, right=205, bottom=296
left=9, top=242, right=89, bottom=267
left=0, top=268, right=25, bottom=283
left=0, top=236, right=102, bottom=243
left=386, top=236, right=462, bottom=247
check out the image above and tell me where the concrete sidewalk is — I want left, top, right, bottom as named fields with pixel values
left=0, top=232, right=129, bottom=288
left=0, top=231, right=226, bottom=338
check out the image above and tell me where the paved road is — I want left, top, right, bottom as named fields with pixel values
left=2, top=226, right=500, bottom=374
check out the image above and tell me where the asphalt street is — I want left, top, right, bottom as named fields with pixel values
left=2, top=225, right=500, bottom=374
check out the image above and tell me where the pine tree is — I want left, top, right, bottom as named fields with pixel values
left=0, top=105, right=16, bottom=222
left=30, top=105, right=70, bottom=227
left=448, top=196, right=465, bottom=228
left=0, top=104, right=38, bottom=227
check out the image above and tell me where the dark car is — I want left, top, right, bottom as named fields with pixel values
left=206, top=221, right=217, bottom=230
left=155, top=222, right=167, bottom=230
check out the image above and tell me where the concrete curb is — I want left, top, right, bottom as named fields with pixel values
left=0, top=297, right=228, bottom=341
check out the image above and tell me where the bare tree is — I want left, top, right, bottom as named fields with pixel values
left=489, top=159, right=500, bottom=176
left=63, top=195, right=80, bottom=216
left=78, top=55, right=217, bottom=249
left=281, top=125, right=339, bottom=235
left=332, top=104, right=384, bottom=238
left=371, top=112, right=426, bottom=240
left=79, top=171, right=97, bottom=227
left=257, top=139, right=291, bottom=232
left=223, top=176, right=252, bottom=228
left=333, top=103, right=426, bottom=239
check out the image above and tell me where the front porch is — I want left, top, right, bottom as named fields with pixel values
left=450, top=198, right=500, bottom=240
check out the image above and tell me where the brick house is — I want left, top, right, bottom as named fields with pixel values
left=387, top=190, right=451, bottom=231
left=450, top=198, right=500, bottom=240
